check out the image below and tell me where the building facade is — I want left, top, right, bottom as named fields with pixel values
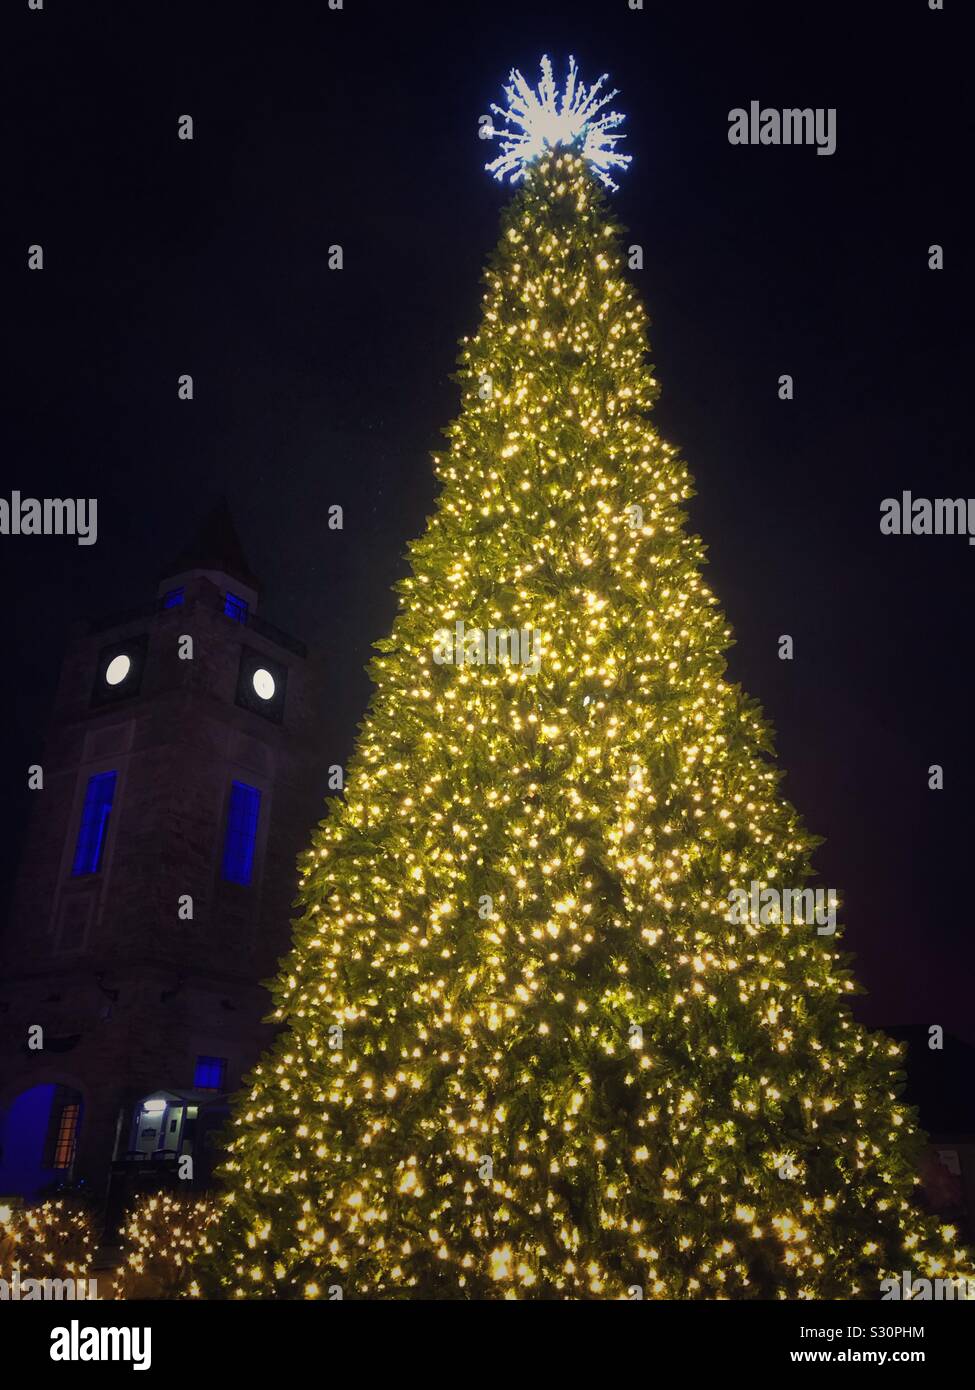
left=0, top=505, right=325, bottom=1224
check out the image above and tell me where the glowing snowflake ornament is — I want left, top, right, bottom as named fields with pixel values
left=485, top=55, right=631, bottom=191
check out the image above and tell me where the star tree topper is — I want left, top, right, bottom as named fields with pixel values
left=485, top=55, right=631, bottom=191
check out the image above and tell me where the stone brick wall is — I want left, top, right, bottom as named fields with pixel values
left=0, top=573, right=329, bottom=1208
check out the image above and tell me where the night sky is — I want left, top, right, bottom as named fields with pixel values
left=5, top=0, right=971, bottom=1043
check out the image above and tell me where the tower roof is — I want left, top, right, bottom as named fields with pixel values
left=161, top=498, right=260, bottom=593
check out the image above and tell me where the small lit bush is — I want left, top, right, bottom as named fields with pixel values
left=112, top=1192, right=216, bottom=1299
left=0, top=1199, right=95, bottom=1288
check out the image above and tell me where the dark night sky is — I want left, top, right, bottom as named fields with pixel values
left=4, top=0, right=972, bottom=1041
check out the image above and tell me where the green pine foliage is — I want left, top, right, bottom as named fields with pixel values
left=199, top=150, right=970, bottom=1300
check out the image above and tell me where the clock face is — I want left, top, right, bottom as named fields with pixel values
left=252, top=667, right=275, bottom=700
left=236, top=647, right=287, bottom=722
left=92, top=635, right=148, bottom=707
left=105, top=653, right=132, bottom=686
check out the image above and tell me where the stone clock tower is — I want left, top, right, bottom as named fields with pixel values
left=0, top=503, right=326, bottom=1220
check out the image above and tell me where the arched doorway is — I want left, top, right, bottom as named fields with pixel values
left=0, top=1083, right=84, bottom=1198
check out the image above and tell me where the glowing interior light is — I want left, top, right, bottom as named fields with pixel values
left=485, top=55, right=631, bottom=190
left=105, top=653, right=131, bottom=686
left=142, top=1098, right=167, bottom=1115
left=252, top=668, right=275, bottom=700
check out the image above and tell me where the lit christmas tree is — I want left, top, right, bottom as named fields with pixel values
left=201, top=59, right=970, bottom=1300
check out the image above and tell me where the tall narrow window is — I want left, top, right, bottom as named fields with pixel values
left=224, top=591, right=249, bottom=623
left=52, top=1101, right=81, bottom=1169
left=221, top=780, right=261, bottom=885
left=71, top=771, right=117, bottom=876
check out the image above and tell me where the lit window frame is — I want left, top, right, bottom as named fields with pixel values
left=224, top=592, right=249, bottom=624
left=71, top=771, right=118, bottom=876
left=221, top=780, right=261, bottom=885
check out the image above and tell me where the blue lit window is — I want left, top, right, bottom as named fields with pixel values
left=71, top=771, right=117, bottom=876
left=221, top=780, right=260, bottom=884
left=162, top=587, right=184, bottom=609
left=194, top=1056, right=227, bottom=1090
left=224, top=592, right=249, bottom=623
